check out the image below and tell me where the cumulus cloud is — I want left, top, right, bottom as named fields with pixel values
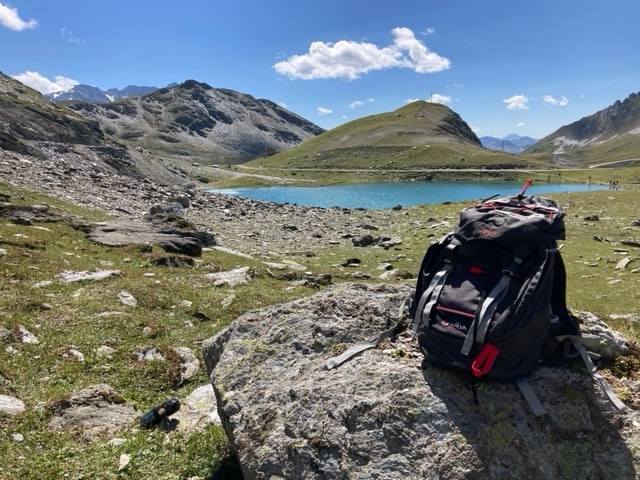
left=503, top=94, right=529, bottom=110
left=429, top=93, right=452, bottom=105
left=542, top=95, right=568, bottom=106
left=317, top=106, right=333, bottom=115
left=0, top=2, right=37, bottom=31
left=274, top=27, right=450, bottom=80
left=11, top=71, right=79, bottom=95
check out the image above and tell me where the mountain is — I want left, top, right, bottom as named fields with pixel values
left=480, top=134, right=538, bottom=154
left=62, top=79, right=325, bottom=163
left=0, top=71, right=106, bottom=156
left=46, top=84, right=159, bottom=102
left=525, top=92, right=640, bottom=166
left=247, top=101, right=542, bottom=172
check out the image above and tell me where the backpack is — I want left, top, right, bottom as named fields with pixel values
left=409, top=190, right=626, bottom=414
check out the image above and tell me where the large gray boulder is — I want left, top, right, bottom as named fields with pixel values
left=202, top=283, right=640, bottom=479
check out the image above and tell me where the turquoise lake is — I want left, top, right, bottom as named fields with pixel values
left=206, top=181, right=605, bottom=209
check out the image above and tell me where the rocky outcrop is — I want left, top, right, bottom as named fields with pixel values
left=203, top=282, right=640, bottom=480
left=87, top=213, right=217, bottom=257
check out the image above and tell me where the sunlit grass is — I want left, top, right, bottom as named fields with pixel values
left=1, top=179, right=638, bottom=478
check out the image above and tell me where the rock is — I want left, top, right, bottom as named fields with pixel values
left=615, top=257, right=635, bottom=270
left=87, top=215, right=216, bottom=257
left=584, top=214, right=600, bottom=221
left=172, top=384, right=221, bottom=434
left=48, top=384, right=138, bottom=442
left=117, top=290, right=138, bottom=307
left=203, top=283, right=640, bottom=480
left=204, top=266, right=251, bottom=287
left=0, top=395, right=26, bottom=415
left=577, top=311, right=630, bottom=357
left=352, top=234, right=375, bottom=247
left=18, top=325, right=39, bottom=344
left=57, top=269, right=122, bottom=283
left=173, top=346, right=200, bottom=386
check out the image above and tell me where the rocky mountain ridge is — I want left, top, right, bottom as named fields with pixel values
left=526, top=91, right=640, bottom=163
left=0, top=72, right=325, bottom=168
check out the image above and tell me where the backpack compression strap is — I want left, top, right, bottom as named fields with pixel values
left=325, top=299, right=410, bottom=370
left=411, top=244, right=456, bottom=335
left=556, top=335, right=628, bottom=412
left=461, top=256, right=523, bottom=356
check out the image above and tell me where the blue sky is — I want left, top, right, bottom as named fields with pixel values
left=1, top=0, right=639, bottom=139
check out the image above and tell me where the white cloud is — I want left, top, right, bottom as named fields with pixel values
left=421, top=27, right=436, bottom=36
left=0, top=2, right=37, bottom=31
left=516, top=122, right=525, bottom=128
left=349, top=100, right=364, bottom=109
left=503, top=95, right=529, bottom=110
left=11, top=71, right=79, bottom=95
left=429, top=93, right=452, bottom=105
left=61, top=27, right=86, bottom=45
left=317, top=106, right=333, bottom=115
left=273, top=27, right=450, bottom=80
left=542, top=95, right=568, bottom=106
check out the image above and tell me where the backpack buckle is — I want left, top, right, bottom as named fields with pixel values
left=471, top=344, right=500, bottom=377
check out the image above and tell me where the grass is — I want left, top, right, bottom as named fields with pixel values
left=0, top=178, right=639, bottom=479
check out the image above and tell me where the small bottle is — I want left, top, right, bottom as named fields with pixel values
left=140, top=397, right=181, bottom=429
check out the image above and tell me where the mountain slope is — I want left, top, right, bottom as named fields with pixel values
left=525, top=92, right=640, bottom=166
left=0, top=71, right=106, bottom=156
left=248, top=101, right=539, bottom=171
left=63, top=80, right=325, bottom=163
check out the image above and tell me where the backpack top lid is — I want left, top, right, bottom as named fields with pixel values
left=455, top=194, right=565, bottom=256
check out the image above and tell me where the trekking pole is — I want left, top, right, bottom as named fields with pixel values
left=517, top=179, right=532, bottom=200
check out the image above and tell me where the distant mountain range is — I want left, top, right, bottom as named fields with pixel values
left=45, top=84, right=163, bottom=103
left=479, top=134, right=538, bottom=154
left=2, top=70, right=639, bottom=174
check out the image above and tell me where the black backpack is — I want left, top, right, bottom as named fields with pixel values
left=409, top=191, right=626, bottom=414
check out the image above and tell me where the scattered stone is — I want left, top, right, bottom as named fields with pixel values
left=584, top=214, right=600, bottom=221
left=576, top=311, right=630, bottom=357
left=48, top=384, right=138, bottom=442
left=172, top=384, right=221, bottom=434
left=18, top=325, right=39, bottom=344
left=621, top=240, right=640, bottom=248
left=150, top=255, right=195, bottom=267
left=616, top=257, right=635, bottom=270
left=352, top=234, right=375, bottom=247
left=118, top=453, right=131, bottom=472
left=173, top=346, right=200, bottom=386
left=117, top=290, right=137, bottom=307
left=57, top=269, right=122, bottom=283
left=0, top=395, right=25, bottom=415
left=96, top=345, right=116, bottom=358
left=341, top=257, right=361, bottom=267
left=0, top=327, right=11, bottom=340
left=204, top=266, right=251, bottom=287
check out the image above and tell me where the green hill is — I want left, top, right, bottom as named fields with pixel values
left=245, top=101, right=547, bottom=175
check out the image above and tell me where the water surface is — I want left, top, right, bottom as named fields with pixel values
left=206, top=181, right=604, bottom=209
